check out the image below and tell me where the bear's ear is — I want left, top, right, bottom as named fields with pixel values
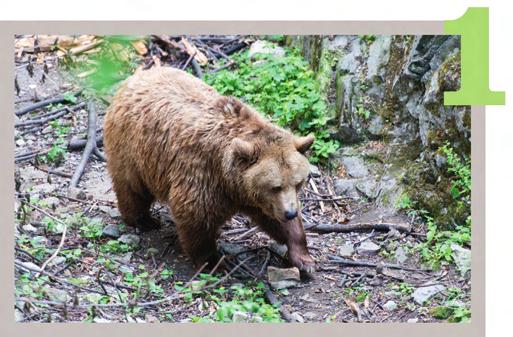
left=216, top=96, right=251, bottom=119
left=294, top=135, right=315, bottom=154
left=231, top=138, right=255, bottom=161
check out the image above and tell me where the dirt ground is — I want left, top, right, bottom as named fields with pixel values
left=13, top=36, right=470, bottom=323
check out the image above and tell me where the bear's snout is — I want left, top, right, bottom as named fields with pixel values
left=284, top=209, right=298, bottom=220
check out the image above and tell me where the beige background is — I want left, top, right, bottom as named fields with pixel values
left=0, top=21, right=483, bottom=337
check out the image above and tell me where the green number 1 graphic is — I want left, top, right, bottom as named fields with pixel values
left=444, top=7, right=505, bottom=106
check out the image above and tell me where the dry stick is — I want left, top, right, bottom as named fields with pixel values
left=181, top=51, right=196, bottom=70
left=233, top=226, right=258, bottom=241
left=69, top=102, right=99, bottom=188
left=263, top=284, right=295, bottom=322
left=327, top=255, right=429, bottom=273
left=29, top=204, right=67, bottom=276
left=305, top=222, right=411, bottom=233
left=308, top=179, right=325, bottom=212
left=15, top=92, right=81, bottom=117
left=191, top=59, right=203, bottom=79
left=68, top=134, right=103, bottom=151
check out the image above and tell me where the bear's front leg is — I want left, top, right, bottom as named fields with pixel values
left=250, top=212, right=315, bottom=273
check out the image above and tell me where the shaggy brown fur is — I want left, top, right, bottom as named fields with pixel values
left=104, top=67, right=315, bottom=272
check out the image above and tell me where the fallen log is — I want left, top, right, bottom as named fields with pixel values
left=305, top=222, right=411, bottom=234
left=327, top=255, right=429, bottom=272
left=15, top=91, right=81, bottom=117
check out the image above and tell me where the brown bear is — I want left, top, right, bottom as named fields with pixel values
left=104, top=66, right=315, bottom=272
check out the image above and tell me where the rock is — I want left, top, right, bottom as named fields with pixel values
left=32, top=183, right=56, bottom=195
left=451, top=243, right=471, bottom=276
left=367, top=115, right=385, bottom=137
left=93, top=317, right=111, bottom=323
left=102, top=224, right=120, bottom=238
left=340, top=157, right=368, bottom=178
left=303, top=311, right=317, bottom=320
left=338, top=244, right=354, bottom=257
left=15, top=309, right=24, bottom=322
left=355, top=178, right=379, bottom=199
left=333, top=178, right=359, bottom=199
left=48, top=256, right=66, bottom=267
left=357, top=241, right=380, bottom=256
left=16, top=138, right=26, bottom=147
left=19, top=261, right=41, bottom=272
left=43, top=197, right=60, bottom=208
left=338, top=39, right=362, bottom=73
left=394, top=246, right=408, bottom=264
left=99, top=205, right=121, bottom=219
left=44, top=287, right=70, bottom=302
left=407, top=318, right=419, bottom=323
left=248, top=40, right=285, bottom=59
left=434, top=154, right=447, bottom=168
left=366, top=36, right=392, bottom=81
left=412, top=284, right=446, bottom=305
left=22, top=224, right=38, bottom=233
left=42, top=125, right=53, bottom=134
left=290, top=312, right=304, bottom=323
left=68, top=187, right=87, bottom=200
left=146, top=247, right=159, bottom=256
left=232, top=311, right=248, bottom=322
left=269, top=240, right=287, bottom=257
left=251, top=316, right=263, bottom=323
left=309, top=164, right=321, bottom=178
left=145, top=314, right=159, bottom=323
left=300, top=293, right=318, bottom=303
left=119, top=234, right=140, bottom=246
left=267, top=266, right=300, bottom=289
left=383, top=300, right=397, bottom=311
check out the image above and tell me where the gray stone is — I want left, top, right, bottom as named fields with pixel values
left=43, top=197, right=60, bottom=208
left=267, top=266, right=300, bottom=289
left=48, top=256, right=66, bottom=267
left=291, top=312, right=304, bottom=323
left=412, top=284, right=446, bottom=305
left=32, top=183, right=56, bottom=195
left=119, top=234, right=141, bottom=246
left=434, top=154, right=447, bottom=168
left=367, top=115, right=385, bottom=137
left=357, top=241, right=380, bottom=256
left=333, top=178, right=359, bottom=199
left=232, top=311, right=249, bottom=322
left=42, top=125, right=53, bottom=134
left=102, top=224, right=120, bottom=238
left=340, top=156, right=368, bottom=178
left=68, top=187, right=87, bottom=200
left=355, top=178, right=379, bottom=199
left=338, top=40, right=362, bottom=73
left=269, top=240, right=287, bottom=257
left=248, top=40, right=285, bottom=59
left=407, top=318, right=419, bottom=323
left=303, top=312, right=317, bottom=320
left=16, top=138, right=26, bottom=147
left=383, top=300, right=397, bottom=311
left=309, top=164, right=321, bottom=178
left=451, top=243, right=471, bottom=276
left=15, top=309, right=24, bottom=322
left=44, top=287, right=70, bottom=302
left=99, top=205, right=121, bottom=219
left=22, top=224, right=38, bottom=233
left=366, top=36, right=392, bottom=81
left=93, top=317, right=111, bottom=323
left=338, top=244, right=355, bottom=257
left=394, top=246, right=408, bottom=264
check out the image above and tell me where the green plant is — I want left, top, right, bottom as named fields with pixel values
left=79, top=218, right=104, bottom=240
left=205, top=48, right=339, bottom=163
left=439, top=143, right=471, bottom=202
left=45, top=138, right=66, bottom=164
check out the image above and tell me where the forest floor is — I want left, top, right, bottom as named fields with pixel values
left=13, top=35, right=471, bottom=323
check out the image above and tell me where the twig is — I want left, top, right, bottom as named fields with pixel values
left=69, top=102, right=100, bottom=188
left=308, top=179, right=325, bottom=212
left=327, top=255, right=430, bottom=272
left=15, top=104, right=82, bottom=128
left=191, top=59, right=203, bottom=79
left=233, top=227, right=258, bottom=241
left=15, top=92, right=81, bottom=117
left=305, top=222, right=411, bottom=233
left=263, top=284, right=296, bottom=322
left=28, top=204, right=67, bottom=276
left=67, top=134, right=103, bottom=151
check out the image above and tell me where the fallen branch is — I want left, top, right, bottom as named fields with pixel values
left=67, top=134, right=103, bottom=151
left=69, top=102, right=101, bottom=188
left=191, top=59, right=203, bottom=79
left=305, top=222, right=411, bottom=234
left=263, top=284, right=296, bottom=322
left=15, top=92, right=81, bottom=117
left=327, top=255, right=429, bottom=273
left=15, top=102, right=85, bottom=128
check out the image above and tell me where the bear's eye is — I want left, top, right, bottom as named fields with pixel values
left=271, top=186, right=282, bottom=193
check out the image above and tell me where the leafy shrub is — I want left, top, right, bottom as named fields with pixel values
left=206, top=48, right=339, bottom=163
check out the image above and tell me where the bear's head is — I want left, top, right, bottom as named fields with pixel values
left=218, top=96, right=314, bottom=222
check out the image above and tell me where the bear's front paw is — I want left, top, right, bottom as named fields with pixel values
left=289, top=253, right=316, bottom=273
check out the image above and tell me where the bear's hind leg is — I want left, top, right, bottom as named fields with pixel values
left=112, top=176, right=161, bottom=232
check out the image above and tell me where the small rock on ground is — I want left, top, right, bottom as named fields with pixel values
left=340, top=156, right=369, bottom=178
left=102, top=224, right=120, bottom=238
left=338, top=244, right=355, bottom=257
left=248, top=40, right=285, bottom=59
left=357, top=241, right=380, bottom=256
left=394, top=246, right=408, bottom=264
left=119, top=234, right=140, bottom=246
left=451, top=243, right=471, bottom=276
left=412, top=284, right=446, bottom=305
left=383, top=300, right=397, bottom=311
left=267, top=266, right=300, bottom=289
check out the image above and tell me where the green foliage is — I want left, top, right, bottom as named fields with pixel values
left=439, top=143, right=471, bottom=202
left=205, top=48, right=339, bottom=163
left=79, top=218, right=104, bottom=240
left=361, top=35, right=376, bottom=45
left=65, top=36, right=143, bottom=97
left=430, top=304, right=471, bottom=322
left=175, top=275, right=282, bottom=322
left=45, top=138, right=66, bottom=164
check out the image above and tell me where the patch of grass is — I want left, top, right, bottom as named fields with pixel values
left=205, top=47, right=339, bottom=164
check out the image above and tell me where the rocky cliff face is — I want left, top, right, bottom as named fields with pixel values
left=287, top=35, right=470, bottom=227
